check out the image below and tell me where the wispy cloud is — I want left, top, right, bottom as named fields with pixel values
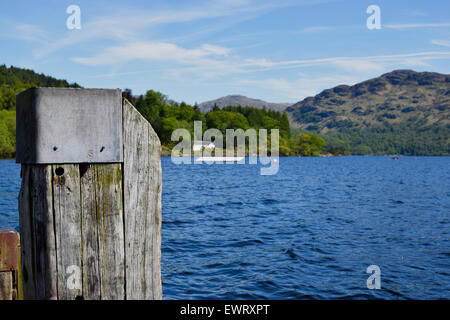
left=330, top=60, right=385, bottom=73
left=32, top=0, right=296, bottom=58
left=238, top=75, right=360, bottom=100
left=296, top=25, right=359, bottom=33
left=403, top=9, right=428, bottom=17
left=242, top=51, right=450, bottom=72
left=431, top=39, right=450, bottom=48
left=72, top=42, right=231, bottom=65
left=298, top=26, right=332, bottom=33
left=73, top=44, right=450, bottom=81
left=0, top=23, right=50, bottom=43
left=234, top=51, right=450, bottom=100
left=385, top=23, right=450, bottom=29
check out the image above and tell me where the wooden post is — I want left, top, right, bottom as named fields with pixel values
left=16, top=88, right=162, bottom=300
left=0, top=228, right=20, bottom=300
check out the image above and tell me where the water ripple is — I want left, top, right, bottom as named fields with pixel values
left=1, top=157, right=450, bottom=299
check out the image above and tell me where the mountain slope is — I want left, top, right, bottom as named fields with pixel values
left=0, top=65, right=81, bottom=111
left=199, top=94, right=292, bottom=112
left=287, top=70, right=450, bottom=155
left=0, top=65, right=81, bottom=89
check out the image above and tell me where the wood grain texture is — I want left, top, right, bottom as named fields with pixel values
left=18, top=165, right=57, bottom=299
left=30, top=166, right=57, bottom=299
left=148, top=118, right=163, bottom=300
left=123, top=99, right=162, bottom=299
left=95, top=163, right=125, bottom=299
left=20, top=163, right=127, bottom=300
left=53, top=164, right=82, bottom=300
left=18, top=165, right=36, bottom=299
left=80, top=164, right=101, bottom=299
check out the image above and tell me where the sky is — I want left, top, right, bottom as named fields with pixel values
left=1, top=0, right=449, bottom=104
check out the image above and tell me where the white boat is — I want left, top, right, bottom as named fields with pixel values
left=194, top=156, right=245, bottom=162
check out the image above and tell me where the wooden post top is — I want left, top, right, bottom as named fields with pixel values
left=16, top=88, right=123, bottom=164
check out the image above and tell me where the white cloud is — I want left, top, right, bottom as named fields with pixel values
left=233, top=51, right=450, bottom=100
left=72, top=42, right=231, bottom=65
left=0, top=23, right=50, bottom=43
left=238, top=75, right=360, bottom=100
left=431, top=39, right=450, bottom=47
left=296, top=25, right=360, bottom=33
left=166, top=59, right=245, bottom=79
left=231, top=52, right=450, bottom=78
left=298, top=26, right=332, bottom=33
left=73, top=46, right=450, bottom=83
left=243, top=58, right=274, bottom=67
left=200, top=44, right=231, bottom=56
left=404, top=9, right=428, bottom=17
left=385, top=23, right=450, bottom=29
left=245, top=51, right=450, bottom=71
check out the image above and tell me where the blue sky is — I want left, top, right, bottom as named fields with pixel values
left=1, top=0, right=449, bottom=104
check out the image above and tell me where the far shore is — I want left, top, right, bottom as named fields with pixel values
left=2, top=154, right=448, bottom=161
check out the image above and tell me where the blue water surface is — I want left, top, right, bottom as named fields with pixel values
left=1, top=156, right=449, bottom=299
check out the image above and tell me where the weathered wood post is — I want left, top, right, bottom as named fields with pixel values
left=16, top=88, right=162, bottom=300
left=0, top=228, right=20, bottom=300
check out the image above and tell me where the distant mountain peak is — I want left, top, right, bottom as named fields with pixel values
left=198, top=95, right=292, bottom=112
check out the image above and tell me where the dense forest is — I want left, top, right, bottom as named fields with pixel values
left=317, top=122, right=448, bottom=156
left=129, top=89, right=326, bottom=156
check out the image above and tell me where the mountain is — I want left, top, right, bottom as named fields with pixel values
left=198, top=94, right=292, bottom=112
left=287, top=70, right=450, bottom=155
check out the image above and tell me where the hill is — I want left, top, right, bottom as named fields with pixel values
left=198, top=94, right=292, bottom=112
left=0, top=65, right=81, bottom=158
left=0, top=65, right=81, bottom=89
left=287, top=70, right=450, bottom=155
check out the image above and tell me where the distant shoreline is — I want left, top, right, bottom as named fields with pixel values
left=2, top=155, right=448, bottom=161
left=159, top=154, right=448, bottom=157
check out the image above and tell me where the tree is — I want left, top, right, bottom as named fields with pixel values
left=0, top=110, right=15, bottom=158
left=206, top=110, right=249, bottom=134
left=160, top=117, right=179, bottom=145
left=280, top=112, right=290, bottom=139
left=290, top=133, right=327, bottom=156
left=179, top=102, right=195, bottom=121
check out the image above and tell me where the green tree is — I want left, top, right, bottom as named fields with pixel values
left=179, top=102, right=195, bottom=121
left=279, top=112, right=290, bottom=139
left=0, top=110, right=16, bottom=158
left=206, top=110, right=249, bottom=133
left=290, top=133, right=326, bottom=156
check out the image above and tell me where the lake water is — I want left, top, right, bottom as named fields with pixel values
left=1, top=157, right=449, bottom=299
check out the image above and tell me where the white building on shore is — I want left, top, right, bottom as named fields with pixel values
left=193, top=140, right=215, bottom=151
